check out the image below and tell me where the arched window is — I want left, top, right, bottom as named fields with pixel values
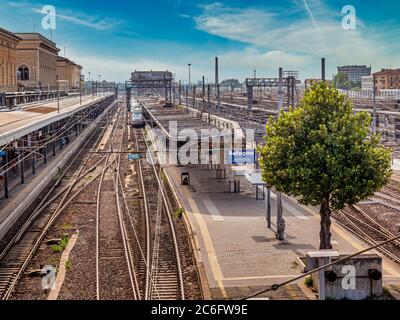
left=17, top=64, right=30, bottom=81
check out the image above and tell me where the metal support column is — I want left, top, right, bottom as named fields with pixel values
left=32, top=145, right=36, bottom=175
left=185, top=85, right=189, bottom=113
left=52, top=127, right=56, bottom=156
left=247, top=86, right=253, bottom=110
left=202, top=76, right=205, bottom=114
left=192, top=86, right=196, bottom=110
left=20, top=152, right=25, bottom=184
left=207, top=83, right=211, bottom=124
left=178, top=81, right=182, bottom=104
left=43, top=140, right=47, bottom=164
left=372, top=74, right=377, bottom=134
left=4, top=149, right=9, bottom=199
left=215, top=57, right=221, bottom=111
left=164, top=74, right=168, bottom=104
left=277, top=67, right=283, bottom=118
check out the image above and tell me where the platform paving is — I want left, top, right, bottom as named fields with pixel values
left=164, top=163, right=400, bottom=300
left=0, top=94, right=111, bottom=145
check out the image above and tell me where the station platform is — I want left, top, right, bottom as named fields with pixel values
left=163, top=163, right=400, bottom=300
left=0, top=94, right=111, bottom=145
left=0, top=98, right=116, bottom=242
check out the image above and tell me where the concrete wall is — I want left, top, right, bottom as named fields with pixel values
left=309, top=254, right=383, bottom=300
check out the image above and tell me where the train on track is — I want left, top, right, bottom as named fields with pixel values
left=130, top=99, right=145, bottom=128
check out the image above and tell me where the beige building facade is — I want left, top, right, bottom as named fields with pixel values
left=373, top=69, right=400, bottom=90
left=57, top=56, right=82, bottom=89
left=15, top=33, right=60, bottom=87
left=0, top=28, right=21, bottom=89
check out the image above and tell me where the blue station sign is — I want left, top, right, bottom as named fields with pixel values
left=227, top=149, right=256, bottom=165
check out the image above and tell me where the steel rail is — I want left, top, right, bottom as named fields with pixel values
left=142, top=128, right=185, bottom=300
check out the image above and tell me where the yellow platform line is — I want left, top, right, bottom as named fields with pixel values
left=224, top=274, right=301, bottom=281
left=181, top=187, right=227, bottom=298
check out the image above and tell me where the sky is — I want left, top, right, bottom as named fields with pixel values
left=1, top=0, right=399, bottom=83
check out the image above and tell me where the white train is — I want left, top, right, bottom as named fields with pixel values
left=131, top=101, right=145, bottom=127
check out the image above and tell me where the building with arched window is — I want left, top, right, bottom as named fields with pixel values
left=15, top=33, right=60, bottom=87
left=0, top=27, right=21, bottom=89
left=17, top=64, right=30, bottom=81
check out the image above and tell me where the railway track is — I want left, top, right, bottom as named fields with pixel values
left=0, top=101, right=118, bottom=300
left=336, top=203, right=400, bottom=264
left=131, top=128, right=185, bottom=300
left=0, top=99, right=196, bottom=300
left=95, top=103, right=139, bottom=300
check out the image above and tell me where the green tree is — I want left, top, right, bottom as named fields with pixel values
left=258, top=83, right=392, bottom=249
left=334, top=72, right=349, bottom=89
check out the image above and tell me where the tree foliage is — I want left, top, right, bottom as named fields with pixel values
left=258, top=83, right=392, bottom=213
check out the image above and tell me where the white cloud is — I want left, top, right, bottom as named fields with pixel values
left=194, top=2, right=400, bottom=78
left=31, top=7, right=121, bottom=30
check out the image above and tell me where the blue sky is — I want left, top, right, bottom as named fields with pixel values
left=1, top=0, right=399, bottom=82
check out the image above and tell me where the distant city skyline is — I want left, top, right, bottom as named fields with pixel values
left=1, top=0, right=399, bottom=82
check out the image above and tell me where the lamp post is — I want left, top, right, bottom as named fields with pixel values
left=372, top=74, right=377, bottom=134
left=98, top=74, right=101, bottom=97
left=188, top=63, right=191, bottom=87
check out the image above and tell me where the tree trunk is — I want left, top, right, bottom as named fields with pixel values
left=319, top=193, right=333, bottom=249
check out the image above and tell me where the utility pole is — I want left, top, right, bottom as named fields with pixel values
left=275, top=66, right=285, bottom=240
left=98, top=74, right=101, bottom=97
left=321, top=58, right=326, bottom=82
left=178, top=80, right=182, bottom=104
left=80, top=75, right=82, bottom=105
left=207, top=83, right=211, bottom=124
left=372, top=74, right=377, bottom=134
left=277, top=67, right=283, bottom=118
left=202, top=76, right=206, bottom=115
left=192, top=85, right=196, bottom=110
left=188, top=63, right=191, bottom=87
left=215, top=57, right=221, bottom=111
left=185, top=84, right=189, bottom=113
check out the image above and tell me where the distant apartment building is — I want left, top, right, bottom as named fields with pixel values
left=373, top=69, right=400, bottom=90
left=57, top=56, right=82, bottom=89
left=0, top=27, right=21, bottom=88
left=337, top=65, right=371, bottom=82
left=361, top=76, right=374, bottom=91
left=15, top=33, right=60, bottom=87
